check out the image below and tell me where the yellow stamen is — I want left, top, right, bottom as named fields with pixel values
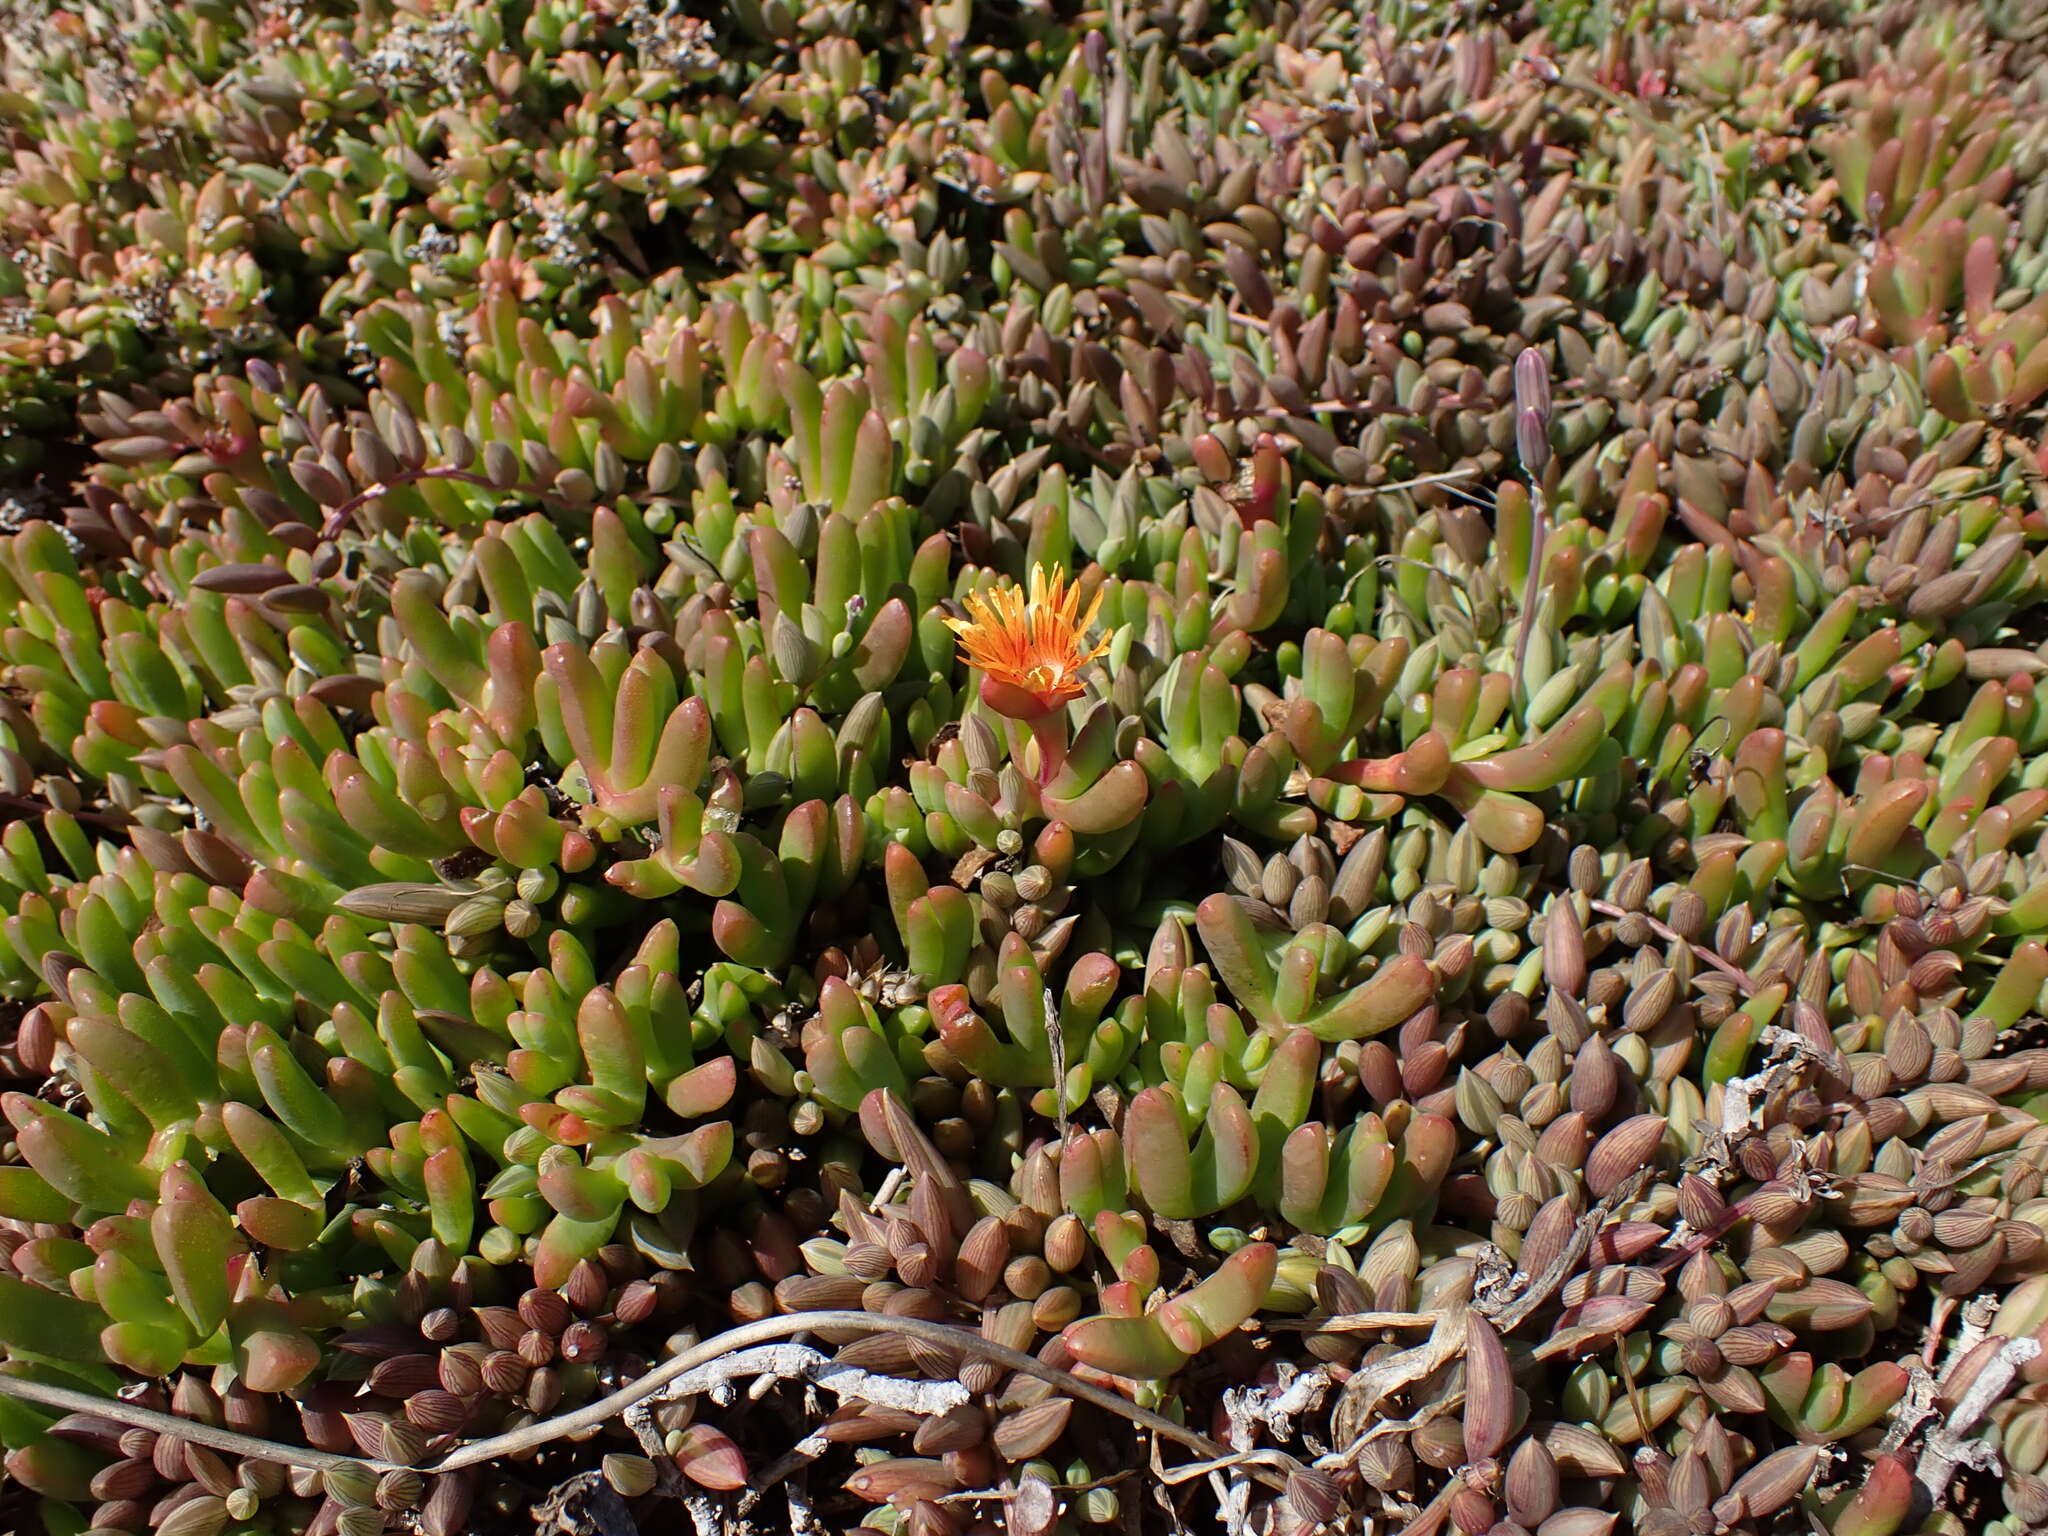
left=943, top=566, right=1112, bottom=714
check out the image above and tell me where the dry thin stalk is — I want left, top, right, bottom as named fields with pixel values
left=1588, top=898, right=1756, bottom=994
left=317, top=465, right=567, bottom=540
left=1045, top=987, right=1069, bottom=1142
left=1332, top=468, right=1483, bottom=497
left=1611, top=1334, right=1655, bottom=1446
left=1267, top=1309, right=1444, bottom=1334
left=1283, top=1172, right=1649, bottom=1340
left=1510, top=347, right=1553, bottom=690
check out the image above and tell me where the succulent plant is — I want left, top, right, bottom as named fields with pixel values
left=4, top=2, right=2048, bottom=1535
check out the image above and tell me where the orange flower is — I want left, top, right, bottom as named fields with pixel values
left=944, top=566, right=1112, bottom=720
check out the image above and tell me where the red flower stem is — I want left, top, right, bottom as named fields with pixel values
left=1028, top=711, right=1069, bottom=788
left=1512, top=485, right=1549, bottom=696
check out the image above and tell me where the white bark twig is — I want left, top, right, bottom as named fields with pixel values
left=616, top=1342, right=971, bottom=1419
left=869, top=1166, right=907, bottom=1211
left=1914, top=1336, right=2041, bottom=1502
left=1718, top=1026, right=1827, bottom=1135
left=0, top=1311, right=1295, bottom=1489
left=786, top=1477, right=823, bottom=1536
left=681, top=1490, right=724, bottom=1536
left=740, top=1432, right=832, bottom=1511
left=1045, top=986, right=1069, bottom=1141
left=1936, top=1296, right=2001, bottom=1392
left=1876, top=1363, right=1939, bottom=1457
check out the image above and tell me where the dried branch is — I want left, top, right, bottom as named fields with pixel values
left=1936, top=1295, right=2001, bottom=1391
left=1876, top=1362, right=1940, bottom=1457
left=1915, top=1335, right=2041, bottom=1501
left=1323, top=1308, right=1469, bottom=1468
left=0, top=1310, right=1294, bottom=1490
left=533, top=1470, right=639, bottom=1536
left=1716, top=1025, right=1826, bottom=1137
left=0, top=1374, right=366, bottom=1472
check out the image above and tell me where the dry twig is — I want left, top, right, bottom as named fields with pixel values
left=0, top=1311, right=1299, bottom=1490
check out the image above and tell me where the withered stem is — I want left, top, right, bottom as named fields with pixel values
left=0, top=1310, right=1296, bottom=1491
left=319, top=465, right=567, bottom=540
